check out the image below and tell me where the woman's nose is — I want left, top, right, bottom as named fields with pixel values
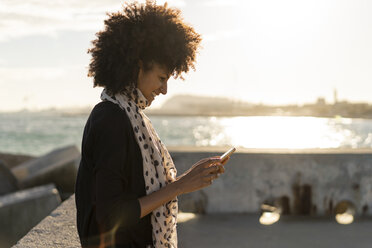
left=160, top=81, right=167, bottom=95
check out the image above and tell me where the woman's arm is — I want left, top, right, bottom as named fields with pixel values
left=138, top=180, right=182, bottom=218
left=138, top=157, right=224, bottom=218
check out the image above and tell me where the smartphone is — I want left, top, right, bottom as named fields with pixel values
left=220, top=147, right=236, bottom=162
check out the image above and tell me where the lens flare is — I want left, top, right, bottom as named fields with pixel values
left=177, top=212, right=197, bottom=223
left=259, top=211, right=280, bottom=225
left=335, top=212, right=354, bottom=225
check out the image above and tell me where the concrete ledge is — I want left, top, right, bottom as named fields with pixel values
left=13, top=149, right=372, bottom=247
left=13, top=195, right=372, bottom=248
left=1, top=184, right=61, bottom=247
left=13, top=195, right=80, bottom=248
left=177, top=213, right=372, bottom=248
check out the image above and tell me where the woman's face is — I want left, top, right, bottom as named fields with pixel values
left=137, top=62, right=170, bottom=106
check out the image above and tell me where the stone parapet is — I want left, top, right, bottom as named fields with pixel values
left=13, top=194, right=78, bottom=248
left=12, top=148, right=372, bottom=247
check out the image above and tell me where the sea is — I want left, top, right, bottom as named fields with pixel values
left=1, top=110, right=372, bottom=156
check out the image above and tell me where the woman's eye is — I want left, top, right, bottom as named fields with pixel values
left=160, top=77, right=166, bottom=82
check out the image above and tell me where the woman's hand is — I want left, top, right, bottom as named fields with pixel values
left=176, top=157, right=226, bottom=195
left=138, top=155, right=231, bottom=218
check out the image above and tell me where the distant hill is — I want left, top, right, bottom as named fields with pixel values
left=145, top=94, right=254, bottom=116
left=145, top=95, right=372, bottom=118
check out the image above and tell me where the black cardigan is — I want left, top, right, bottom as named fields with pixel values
left=75, top=101, right=153, bottom=247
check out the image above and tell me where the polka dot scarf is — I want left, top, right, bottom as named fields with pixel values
left=101, top=88, right=178, bottom=248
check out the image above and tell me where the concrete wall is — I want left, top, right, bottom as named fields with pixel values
left=170, top=148, right=372, bottom=216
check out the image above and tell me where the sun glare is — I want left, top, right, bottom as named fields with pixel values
left=220, top=116, right=353, bottom=149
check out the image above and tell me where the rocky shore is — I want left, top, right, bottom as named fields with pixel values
left=0, top=152, right=34, bottom=169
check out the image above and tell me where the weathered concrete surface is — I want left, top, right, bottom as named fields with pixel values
left=0, top=159, right=19, bottom=196
left=177, top=213, right=372, bottom=248
left=14, top=195, right=372, bottom=248
left=169, top=147, right=372, bottom=216
left=0, top=184, right=61, bottom=247
left=11, top=146, right=80, bottom=194
left=13, top=195, right=79, bottom=248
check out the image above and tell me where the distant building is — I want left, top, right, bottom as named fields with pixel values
left=316, top=97, right=326, bottom=106
left=334, top=88, right=338, bottom=104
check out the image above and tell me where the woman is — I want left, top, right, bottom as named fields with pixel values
left=75, top=1, right=227, bottom=247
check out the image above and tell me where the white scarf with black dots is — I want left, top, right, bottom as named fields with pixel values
left=101, top=88, right=178, bottom=248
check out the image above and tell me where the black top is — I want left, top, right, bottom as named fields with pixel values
left=75, top=101, right=153, bottom=248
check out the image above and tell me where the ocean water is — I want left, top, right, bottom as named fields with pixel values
left=1, top=111, right=372, bottom=156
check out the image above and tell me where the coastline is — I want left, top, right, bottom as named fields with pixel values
left=145, top=110, right=372, bottom=119
left=2, top=146, right=372, bottom=162
left=3, top=107, right=372, bottom=120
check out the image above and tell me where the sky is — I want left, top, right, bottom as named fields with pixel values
left=1, top=0, right=372, bottom=111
